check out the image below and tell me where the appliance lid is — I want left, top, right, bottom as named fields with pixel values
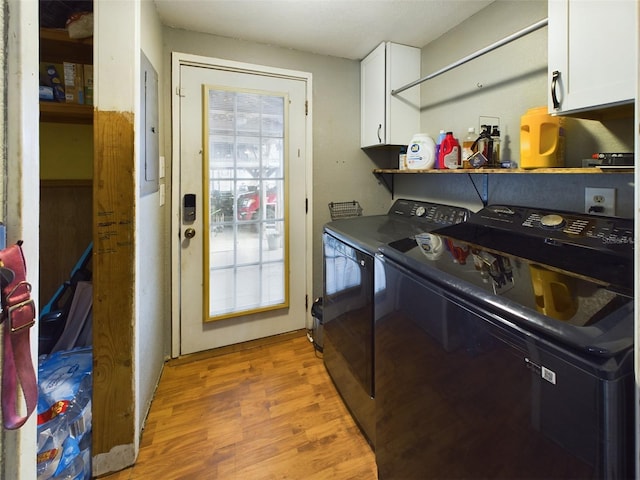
left=432, top=204, right=633, bottom=295
left=380, top=205, right=634, bottom=357
left=323, top=199, right=470, bottom=253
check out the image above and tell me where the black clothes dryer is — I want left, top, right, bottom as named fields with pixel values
left=322, top=199, right=469, bottom=447
left=375, top=205, right=634, bottom=479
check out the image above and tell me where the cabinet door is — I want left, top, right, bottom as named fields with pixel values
left=361, top=42, right=420, bottom=148
left=548, top=0, right=635, bottom=114
left=386, top=43, right=420, bottom=146
left=361, top=42, right=386, bottom=147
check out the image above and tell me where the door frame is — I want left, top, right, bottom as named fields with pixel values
left=3, top=1, right=40, bottom=477
left=170, top=52, right=313, bottom=358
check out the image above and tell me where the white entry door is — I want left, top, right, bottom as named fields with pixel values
left=175, top=57, right=310, bottom=355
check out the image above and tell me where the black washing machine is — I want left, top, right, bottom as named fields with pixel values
left=322, top=199, right=470, bottom=448
left=375, top=204, right=634, bottom=479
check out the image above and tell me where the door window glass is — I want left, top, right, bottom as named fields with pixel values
left=204, top=87, right=288, bottom=320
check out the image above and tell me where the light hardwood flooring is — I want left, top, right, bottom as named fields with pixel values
left=102, top=331, right=377, bottom=479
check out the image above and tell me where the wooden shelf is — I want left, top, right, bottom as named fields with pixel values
left=374, top=167, right=633, bottom=175
left=41, top=179, right=92, bottom=188
left=40, top=28, right=93, bottom=65
left=39, top=27, right=93, bottom=124
left=40, top=102, right=93, bottom=124
left=374, top=166, right=633, bottom=200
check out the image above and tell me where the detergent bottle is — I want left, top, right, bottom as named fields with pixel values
left=440, top=132, right=461, bottom=169
left=435, top=130, right=446, bottom=169
left=406, top=133, right=436, bottom=170
left=520, top=107, right=565, bottom=169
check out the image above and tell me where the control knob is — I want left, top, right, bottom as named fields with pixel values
left=539, top=214, right=565, bottom=229
left=414, top=206, right=426, bottom=217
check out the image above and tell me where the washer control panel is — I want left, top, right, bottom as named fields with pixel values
left=478, top=205, right=633, bottom=253
left=389, top=199, right=469, bottom=226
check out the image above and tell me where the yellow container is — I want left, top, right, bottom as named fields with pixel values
left=520, top=107, right=565, bottom=169
left=529, top=265, right=577, bottom=321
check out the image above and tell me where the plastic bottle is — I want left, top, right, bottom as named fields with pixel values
left=440, top=132, right=461, bottom=169
left=406, top=133, right=436, bottom=170
left=461, top=127, right=476, bottom=168
left=398, top=145, right=407, bottom=170
left=472, top=125, right=492, bottom=167
left=520, top=106, right=565, bottom=169
left=490, top=126, right=501, bottom=167
left=435, top=130, right=446, bottom=169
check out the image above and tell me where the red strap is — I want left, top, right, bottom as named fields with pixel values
left=1, top=243, right=37, bottom=430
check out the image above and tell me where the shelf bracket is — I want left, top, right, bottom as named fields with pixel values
left=467, top=172, right=489, bottom=207
left=482, top=173, right=489, bottom=206
left=375, top=172, right=395, bottom=199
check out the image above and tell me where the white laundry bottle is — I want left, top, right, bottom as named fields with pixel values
left=405, top=134, right=435, bottom=170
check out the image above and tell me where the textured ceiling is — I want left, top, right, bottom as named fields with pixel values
left=153, top=0, right=494, bottom=60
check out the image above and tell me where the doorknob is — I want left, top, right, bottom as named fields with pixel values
left=184, top=228, right=196, bottom=239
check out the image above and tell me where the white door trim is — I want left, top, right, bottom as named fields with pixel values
left=3, top=1, right=40, bottom=478
left=170, top=52, right=313, bottom=358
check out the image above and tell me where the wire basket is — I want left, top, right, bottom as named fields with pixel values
left=328, top=201, right=363, bottom=220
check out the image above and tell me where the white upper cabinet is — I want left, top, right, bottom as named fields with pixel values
left=548, top=0, right=636, bottom=115
left=361, top=42, right=420, bottom=148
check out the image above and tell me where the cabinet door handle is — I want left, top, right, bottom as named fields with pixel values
left=551, top=70, right=561, bottom=110
left=377, top=124, right=382, bottom=144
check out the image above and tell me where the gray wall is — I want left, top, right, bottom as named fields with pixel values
left=161, top=0, right=634, bottom=303
left=395, top=0, right=634, bottom=216
left=138, top=0, right=167, bottom=446
left=162, top=28, right=391, bottom=299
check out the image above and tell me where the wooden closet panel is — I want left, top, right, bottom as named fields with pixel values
left=92, top=109, right=136, bottom=457
left=39, top=180, right=93, bottom=307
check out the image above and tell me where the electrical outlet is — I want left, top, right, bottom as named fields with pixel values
left=585, top=187, right=616, bottom=216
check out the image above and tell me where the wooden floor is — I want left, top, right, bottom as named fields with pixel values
left=102, top=331, right=377, bottom=479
